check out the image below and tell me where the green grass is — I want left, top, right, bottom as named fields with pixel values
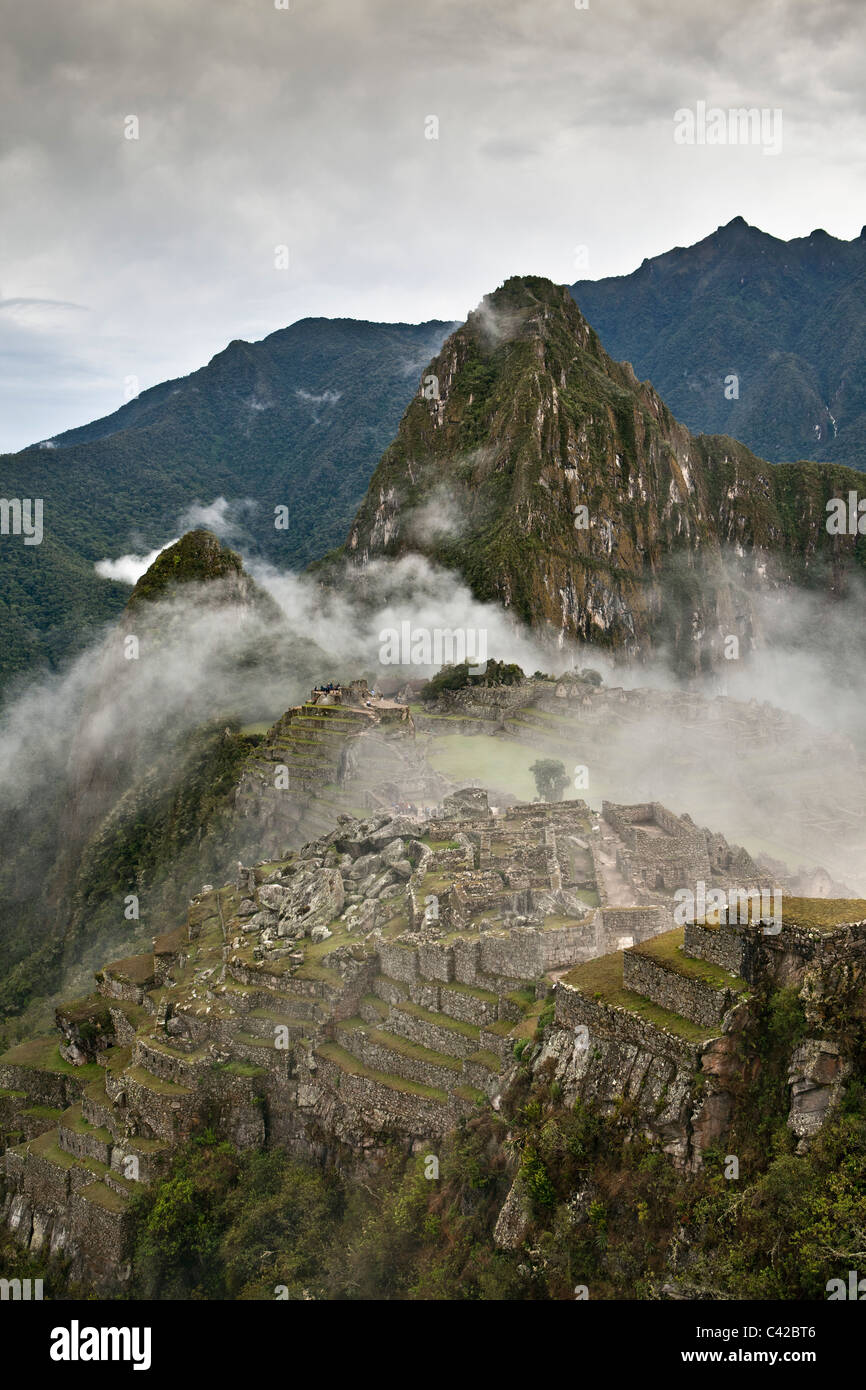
left=574, top=888, right=601, bottom=908
left=467, top=1049, right=501, bottom=1071
left=28, top=1129, right=83, bottom=1169
left=316, top=1042, right=448, bottom=1101
left=453, top=1084, right=487, bottom=1105
left=506, top=987, right=536, bottom=1010
left=439, top=980, right=498, bottom=1004
left=336, top=1019, right=463, bottom=1072
left=0, top=1036, right=102, bottom=1080
left=511, top=1003, right=544, bottom=1040
left=779, top=897, right=866, bottom=931
left=420, top=872, right=454, bottom=896
left=58, top=1104, right=112, bottom=1143
left=633, top=928, right=747, bottom=991
left=543, top=914, right=589, bottom=931
left=562, top=952, right=720, bottom=1044
left=80, top=1181, right=129, bottom=1213
left=360, top=993, right=390, bottom=1020
left=103, top=953, right=155, bottom=986
left=23, top=1103, right=64, bottom=1123
left=426, top=734, right=543, bottom=801
left=125, top=1065, right=191, bottom=1096
left=393, top=999, right=480, bottom=1039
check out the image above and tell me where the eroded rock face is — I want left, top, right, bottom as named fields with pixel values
left=257, top=866, right=344, bottom=939
left=690, top=1090, right=733, bottom=1156
left=786, top=1039, right=850, bottom=1152
left=531, top=1024, right=695, bottom=1163
left=493, top=1176, right=532, bottom=1251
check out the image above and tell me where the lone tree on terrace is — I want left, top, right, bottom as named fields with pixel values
left=530, top=758, right=569, bottom=803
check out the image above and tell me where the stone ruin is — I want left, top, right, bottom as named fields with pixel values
left=1, top=788, right=862, bottom=1284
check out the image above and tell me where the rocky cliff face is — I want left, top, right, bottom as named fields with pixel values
left=342, top=276, right=866, bottom=671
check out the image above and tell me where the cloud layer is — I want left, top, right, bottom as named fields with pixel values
left=2, top=0, right=865, bottom=448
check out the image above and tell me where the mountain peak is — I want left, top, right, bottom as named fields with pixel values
left=341, top=269, right=866, bottom=672
left=127, top=529, right=245, bottom=609
left=465, top=276, right=581, bottom=348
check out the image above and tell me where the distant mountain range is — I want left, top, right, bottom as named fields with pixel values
left=572, top=216, right=866, bottom=470
left=4, top=215, right=866, bottom=693
left=0, top=316, right=454, bottom=689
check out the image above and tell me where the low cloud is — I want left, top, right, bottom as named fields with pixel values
left=95, top=540, right=178, bottom=585
left=178, top=495, right=257, bottom=541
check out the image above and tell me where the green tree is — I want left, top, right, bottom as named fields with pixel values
left=530, top=758, right=569, bottom=802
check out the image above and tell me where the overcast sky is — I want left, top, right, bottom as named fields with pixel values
left=1, top=0, right=864, bottom=451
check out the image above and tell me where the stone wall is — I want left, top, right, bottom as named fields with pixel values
left=0, top=1175, right=132, bottom=1286
left=554, top=982, right=703, bottom=1071
left=622, top=952, right=736, bottom=1028
left=684, top=921, right=749, bottom=978
left=597, top=906, right=672, bottom=952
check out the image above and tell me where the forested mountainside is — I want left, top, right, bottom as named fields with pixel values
left=573, top=217, right=866, bottom=470
left=0, top=316, right=453, bottom=691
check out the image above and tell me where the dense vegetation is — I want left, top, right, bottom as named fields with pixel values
left=573, top=216, right=866, bottom=469
left=0, top=718, right=257, bottom=1033
left=0, top=316, right=453, bottom=691
left=419, top=659, right=525, bottom=700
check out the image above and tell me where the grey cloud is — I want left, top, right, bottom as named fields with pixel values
left=0, top=0, right=864, bottom=448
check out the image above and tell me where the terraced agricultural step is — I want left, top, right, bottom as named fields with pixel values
left=109, top=1134, right=171, bottom=1184
left=133, top=1037, right=212, bottom=1087
left=428, top=980, right=499, bottom=1028
left=78, top=1179, right=131, bottom=1214
left=291, top=717, right=364, bottom=734
left=372, top=973, right=410, bottom=1006
left=387, top=999, right=482, bottom=1060
left=16, top=1103, right=65, bottom=1142
left=315, top=1041, right=450, bottom=1105
left=229, top=1031, right=287, bottom=1070
left=622, top=928, right=747, bottom=1027
left=19, top=1128, right=122, bottom=1200
left=243, top=1008, right=316, bottom=1042
left=57, top=1103, right=113, bottom=1166
left=683, top=920, right=750, bottom=979
left=335, top=1018, right=465, bottom=1091
left=82, top=1076, right=123, bottom=1138
left=110, top=1066, right=195, bottom=1144
left=558, top=951, right=721, bottom=1050
left=359, top=993, right=391, bottom=1026
left=118, top=1065, right=192, bottom=1099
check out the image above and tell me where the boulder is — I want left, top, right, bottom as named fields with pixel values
left=787, top=1038, right=850, bottom=1152
left=493, top=1177, right=531, bottom=1251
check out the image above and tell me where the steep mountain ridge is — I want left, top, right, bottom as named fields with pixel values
left=342, top=275, right=866, bottom=670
